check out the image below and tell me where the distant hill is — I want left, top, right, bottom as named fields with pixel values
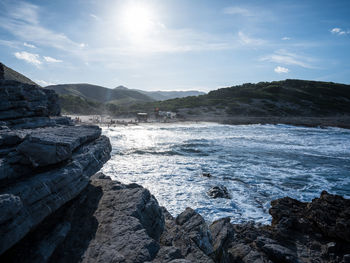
left=114, top=86, right=206, bottom=101
left=128, top=79, right=350, bottom=117
left=0, top=62, right=37, bottom=85
left=46, top=84, right=154, bottom=105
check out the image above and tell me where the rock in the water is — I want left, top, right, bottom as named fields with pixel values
left=207, top=185, right=231, bottom=199
left=203, top=173, right=212, bottom=178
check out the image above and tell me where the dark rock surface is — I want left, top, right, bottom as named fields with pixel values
left=207, top=185, right=231, bottom=199
left=0, top=77, right=111, bottom=256
left=227, top=191, right=350, bottom=263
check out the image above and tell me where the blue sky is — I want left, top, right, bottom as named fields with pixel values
left=0, top=0, right=349, bottom=91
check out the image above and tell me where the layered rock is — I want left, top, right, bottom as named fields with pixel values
left=0, top=78, right=111, bottom=256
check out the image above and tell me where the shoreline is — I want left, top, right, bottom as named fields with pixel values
left=66, top=114, right=350, bottom=130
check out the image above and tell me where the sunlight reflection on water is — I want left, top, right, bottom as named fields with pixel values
left=102, top=123, right=350, bottom=224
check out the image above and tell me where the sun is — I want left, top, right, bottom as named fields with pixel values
left=120, top=3, right=155, bottom=41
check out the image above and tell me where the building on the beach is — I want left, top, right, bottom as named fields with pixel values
left=136, top=113, right=148, bottom=122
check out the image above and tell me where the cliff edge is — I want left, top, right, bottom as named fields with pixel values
left=0, top=73, right=112, bottom=257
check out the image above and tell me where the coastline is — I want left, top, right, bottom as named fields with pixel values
left=66, top=114, right=350, bottom=130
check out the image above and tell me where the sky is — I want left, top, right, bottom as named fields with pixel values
left=0, top=0, right=349, bottom=91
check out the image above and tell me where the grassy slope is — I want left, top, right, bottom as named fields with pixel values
left=47, top=84, right=154, bottom=105
left=128, top=79, right=350, bottom=116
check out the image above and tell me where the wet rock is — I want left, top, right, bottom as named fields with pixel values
left=203, top=173, right=212, bottom=178
left=207, top=185, right=231, bottom=199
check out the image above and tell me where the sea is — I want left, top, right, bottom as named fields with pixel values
left=101, top=122, right=350, bottom=224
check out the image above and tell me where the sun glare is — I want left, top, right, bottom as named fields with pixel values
left=121, top=3, right=155, bottom=41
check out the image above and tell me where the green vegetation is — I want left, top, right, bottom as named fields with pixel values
left=128, top=79, right=350, bottom=116
left=58, top=79, right=350, bottom=117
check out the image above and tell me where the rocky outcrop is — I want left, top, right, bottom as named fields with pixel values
left=1, top=174, right=212, bottom=263
left=3, top=172, right=349, bottom=263
left=226, top=191, right=350, bottom=263
left=0, top=78, right=111, bottom=256
left=0, top=63, right=37, bottom=86
left=207, top=185, right=231, bottom=199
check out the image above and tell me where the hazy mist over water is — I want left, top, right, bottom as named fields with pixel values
left=102, top=123, right=350, bottom=223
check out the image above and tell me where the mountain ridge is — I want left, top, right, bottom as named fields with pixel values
left=113, top=86, right=206, bottom=101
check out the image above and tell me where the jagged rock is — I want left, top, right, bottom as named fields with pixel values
left=207, top=185, right=231, bottom=199
left=176, top=207, right=214, bottom=256
left=209, top=217, right=234, bottom=263
left=160, top=207, right=214, bottom=263
left=270, top=190, right=350, bottom=242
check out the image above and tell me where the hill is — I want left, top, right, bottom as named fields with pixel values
left=114, top=86, right=206, bottom=101
left=128, top=79, right=350, bottom=117
left=0, top=62, right=37, bottom=85
left=46, top=83, right=154, bottom=105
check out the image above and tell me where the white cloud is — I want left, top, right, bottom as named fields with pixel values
left=330, top=27, right=349, bottom=35
left=14, top=51, right=41, bottom=66
left=223, top=7, right=253, bottom=16
left=282, top=37, right=291, bottom=40
left=274, top=66, right=289, bottom=73
left=90, top=14, right=99, bottom=20
left=7, top=1, right=39, bottom=24
left=0, top=2, right=82, bottom=51
left=36, top=79, right=55, bottom=86
left=24, top=42, right=36, bottom=48
left=43, top=56, right=62, bottom=63
left=238, top=31, right=266, bottom=46
left=261, top=49, right=314, bottom=69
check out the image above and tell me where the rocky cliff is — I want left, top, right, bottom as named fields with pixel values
left=0, top=78, right=112, bottom=257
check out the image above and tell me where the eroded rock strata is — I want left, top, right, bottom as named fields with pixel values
left=0, top=79, right=112, bottom=256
